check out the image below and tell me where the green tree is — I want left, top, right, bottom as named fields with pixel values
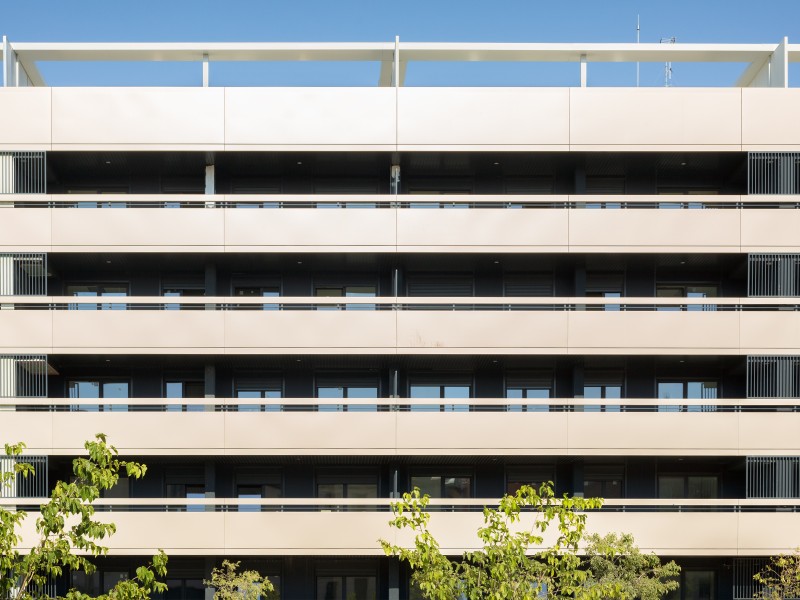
left=204, top=559, right=278, bottom=600
left=381, top=483, right=625, bottom=600
left=753, top=549, right=800, bottom=599
left=0, top=433, right=168, bottom=600
left=583, top=533, right=680, bottom=600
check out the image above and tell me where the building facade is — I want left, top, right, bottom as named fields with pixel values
left=1, top=38, right=800, bottom=599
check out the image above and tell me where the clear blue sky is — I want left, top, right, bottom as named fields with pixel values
left=4, top=0, right=800, bottom=87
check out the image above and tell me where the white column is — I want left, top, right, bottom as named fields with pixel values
left=204, top=164, right=215, bottom=208
left=0, top=457, right=17, bottom=498
left=0, top=153, right=14, bottom=193
left=0, top=255, right=14, bottom=313
left=580, top=54, right=587, bottom=87
left=0, top=356, right=16, bottom=398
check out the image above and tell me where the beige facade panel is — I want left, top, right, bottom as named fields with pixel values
left=51, top=206, right=225, bottom=248
left=0, top=88, right=52, bottom=149
left=13, top=510, right=800, bottom=556
left=742, top=88, right=800, bottom=148
left=224, top=311, right=397, bottom=350
left=740, top=312, right=800, bottom=352
left=396, top=311, right=570, bottom=352
left=0, top=208, right=52, bottom=250
left=0, top=310, right=52, bottom=351
left=568, top=206, right=741, bottom=251
left=224, top=206, right=397, bottom=248
left=51, top=88, right=225, bottom=148
left=4, top=410, right=797, bottom=457
left=397, top=88, right=570, bottom=147
left=51, top=311, right=226, bottom=351
left=568, top=311, right=741, bottom=354
left=741, top=209, right=800, bottom=251
left=224, top=88, right=396, bottom=148
left=569, top=88, right=742, bottom=148
left=3, top=309, right=800, bottom=355
left=396, top=206, right=569, bottom=249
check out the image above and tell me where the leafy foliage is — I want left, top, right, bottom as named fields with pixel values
left=753, top=549, right=800, bottom=599
left=381, top=483, right=620, bottom=600
left=583, top=533, right=680, bottom=600
left=0, top=434, right=168, bottom=600
left=204, top=559, right=278, bottom=600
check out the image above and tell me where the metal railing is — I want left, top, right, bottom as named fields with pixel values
left=0, top=455, right=48, bottom=498
left=0, top=296, right=797, bottom=311
left=2, top=193, right=800, bottom=209
left=749, top=152, right=800, bottom=195
left=733, top=558, right=768, bottom=600
left=0, top=253, right=47, bottom=296
left=0, top=355, right=48, bottom=398
left=0, top=152, right=46, bottom=194
left=3, top=397, right=800, bottom=413
left=749, top=253, right=800, bottom=297
left=747, top=356, right=800, bottom=398
left=747, top=456, right=800, bottom=499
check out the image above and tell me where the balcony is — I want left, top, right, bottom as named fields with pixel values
left=7, top=497, right=800, bottom=556
left=1, top=397, right=799, bottom=457
left=1, top=195, right=800, bottom=253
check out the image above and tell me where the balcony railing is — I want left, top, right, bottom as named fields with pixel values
left=1, top=194, right=800, bottom=209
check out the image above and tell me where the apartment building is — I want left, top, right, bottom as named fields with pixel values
left=1, top=37, right=800, bottom=599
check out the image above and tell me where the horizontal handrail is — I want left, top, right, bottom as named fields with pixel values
left=0, top=296, right=797, bottom=311
left=2, top=497, right=799, bottom=512
left=1, top=397, right=798, bottom=412
left=1, top=193, right=798, bottom=209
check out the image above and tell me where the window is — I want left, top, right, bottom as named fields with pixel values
left=316, top=473, right=378, bottom=499
left=410, top=474, right=472, bottom=499
left=315, top=374, right=379, bottom=412
left=234, top=285, right=280, bottom=310
left=656, top=284, right=718, bottom=311
left=67, top=379, right=129, bottom=412
left=66, top=283, right=128, bottom=310
left=657, top=380, right=719, bottom=412
left=409, top=376, right=471, bottom=412
left=236, top=471, right=282, bottom=512
left=583, top=370, right=624, bottom=412
left=166, top=483, right=205, bottom=513
left=406, top=274, right=474, bottom=297
left=584, top=466, right=624, bottom=498
left=505, top=372, right=553, bottom=412
left=316, top=575, right=376, bottom=600
left=586, top=272, right=624, bottom=311
left=165, top=379, right=205, bottom=412
left=164, top=579, right=205, bottom=600
left=503, top=273, right=554, bottom=297
left=658, top=474, right=719, bottom=499
left=314, top=284, right=376, bottom=310
left=506, top=467, right=555, bottom=496
left=162, top=286, right=204, bottom=311
left=666, top=570, right=715, bottom=600
left=234, top=376, right=283, bottom=412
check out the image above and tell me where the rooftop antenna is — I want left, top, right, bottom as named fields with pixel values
left=636, top=15, right=640, bottom=87
left=660, top=36, right=676, bottom=87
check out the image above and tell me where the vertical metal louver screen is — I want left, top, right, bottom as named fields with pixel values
left=0, top=253, right=47, bottom=296
left=748, top=253, right=800, bottom=297
left=746, top=456, right=800, bottom=498
left=0, top=455, right=48, bottom=498
left=747, top=356, right=800, bottom=398
left=733, top=558, right=768, bottom=600
left=0, top=355, right=48, bottom=398
left=0, top=151, right=46, bottom=194
left=748, top=152, right=800, bottom=195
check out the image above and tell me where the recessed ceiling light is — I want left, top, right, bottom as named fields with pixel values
left=296, top=260, right=303, bottom=265
left=296, top=161, right=303, bottom=165
left=105, top=359, right=111, bottom=362
left=105, top=160, right=112, bottom=165
left=105, top=260, right=112, bottom=264
left=493, top=162, right=500, bottom=166
left=680, top=162, right=687, bottom=166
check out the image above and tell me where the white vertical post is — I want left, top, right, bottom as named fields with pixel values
left=580, top=54, right=587, bottom=87
left=394, top=36, right=400, bottom=88
left=204, top=164, right=215, bottom=208
left=202, top=53, right=209, bottom=87
left=0, top=457, right=17, bottom=498
left=2, top=36, right=9, bottom=88
left=0, top=356, right=16, bottom=398
left=0, top=153, right=14, bottom=193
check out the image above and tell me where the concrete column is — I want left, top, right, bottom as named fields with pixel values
left=204, top=460, right=216, bottom=513
left=390, top=164, right=401, bottom=195
left=388, top=558, right=400, bottom=600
